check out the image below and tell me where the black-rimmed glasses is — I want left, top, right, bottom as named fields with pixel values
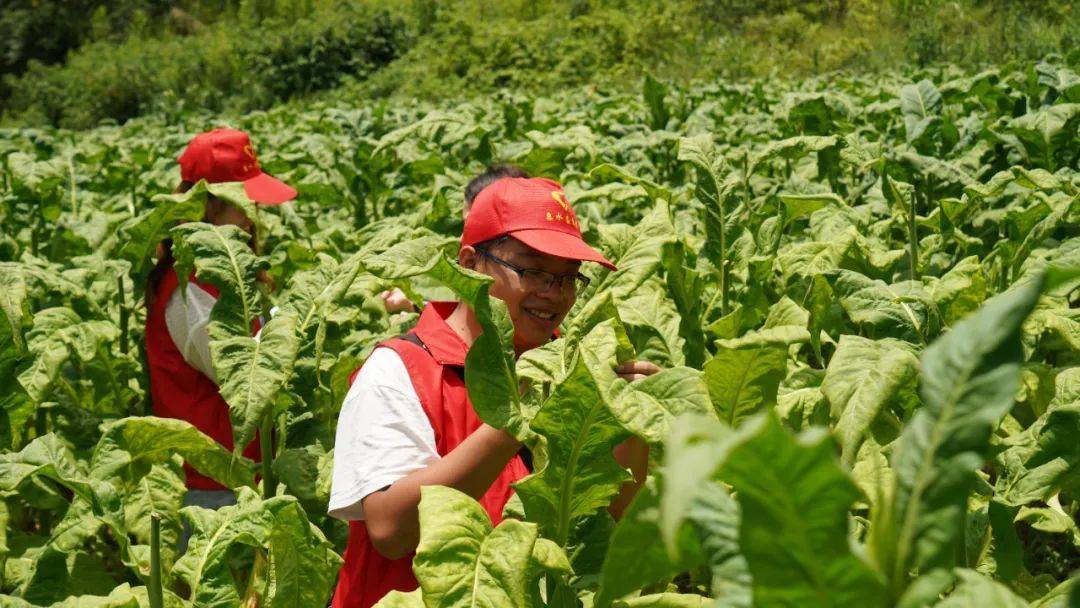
left=475, top=244, right=591, bottom=293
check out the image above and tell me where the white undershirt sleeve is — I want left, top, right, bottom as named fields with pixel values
left=328, top=348, right=439, bottom=521
left=164, top=283, right=218, bottom=382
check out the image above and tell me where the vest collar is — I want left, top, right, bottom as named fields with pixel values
left=413, top=302, right=469, bottom=367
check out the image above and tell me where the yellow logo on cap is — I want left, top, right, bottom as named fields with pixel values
left=549, top=190, right=578, bottom=228
left=242, top=144, right=258, bottom=174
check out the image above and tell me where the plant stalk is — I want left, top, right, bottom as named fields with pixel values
left=149, top=512, right=164, bottom=608
left=117, top=275, right=129, bottom=355
left=260, top=414, right=276, bottom=499
left=908, top=190, right=919, bottom=281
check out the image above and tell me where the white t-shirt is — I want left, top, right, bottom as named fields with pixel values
left=164, top=283, right=219, bottom=382
left=328, top=348, right=440, bottom=521
left=163, top=283, right=271, bottom=382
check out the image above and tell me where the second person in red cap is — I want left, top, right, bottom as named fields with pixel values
left=145, top=128, right=296, bottom=517
left=327, top=169, right=657, bottom=608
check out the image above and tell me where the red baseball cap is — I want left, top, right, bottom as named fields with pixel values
left=178, top=128, right=297, bottom=205
left=462, top=177, right=616, bottom=270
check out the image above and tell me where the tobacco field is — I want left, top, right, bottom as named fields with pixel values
left=0, top=61, right=1079, bottom=607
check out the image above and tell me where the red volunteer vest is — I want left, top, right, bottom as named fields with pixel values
left=331, top=302, right=530, bottom=608
left=145, top=266, right=261, bottom=490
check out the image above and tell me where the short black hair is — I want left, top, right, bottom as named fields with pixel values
left=464, top=164, right=530, bottom=209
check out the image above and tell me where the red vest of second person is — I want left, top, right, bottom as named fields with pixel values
left=331, top=302, right=530, bottom=608
left=145, top=266, right=261, bottom=490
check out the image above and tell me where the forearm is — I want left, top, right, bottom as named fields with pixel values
left=608, top=435, right=649, bottom=520
left=362, top=424, right=521, bottom=557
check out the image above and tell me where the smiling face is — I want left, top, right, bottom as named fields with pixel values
left=459, top=236, right=582, bottom=352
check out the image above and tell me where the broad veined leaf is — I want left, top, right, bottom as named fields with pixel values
left=119, top=181, right=208, bottom=280
left=212, top=311, right=299, bottom=450
left=1006, top=103, right=1080, bottom=170
left=594, top=479, right=703, bottom=608
left=612, top=594, right=712, bottom=608
left=1010, top=192, right=1077, bottom=279
left=411, top=485, right=546, bottom=608
left=571, top=201, right=678, bottom=336
left=935, top=569, right=1028, bottom=608
left=589, top=163, right=673, bottom=203
left=17, top=307, right=119, bottom=404
left=264, top=500, right=343, bottom=608
left=610, top=366, right=714, bottom=446
left=516, top=332, right=632, bottom=545
left=825, top=270, right=928, bottom=343
left=657, top=415, right=748, bottom=556
left=373, top=590, right=425, bottom=608
left=871, top=270, right=1072, bottom=597
left=997, top=367, right=1080, bottom=506
left=822, top=335, right=919, bottom=467
left=0, top=434, right=119, bottom=517
left=122, top=459, right=186, bottom=578
left=926, top=256, right=987, bottom=326
left=777, top=192, right=844, bottom=226
left=750, top=135, right=839, bottom=175
left=170, top=222, right=267, bottom=341
left=900, top=80, right=942, bottom=143
left=91, top=416, right=255, bottom=489
left=716, top=413, right=886, bottom=608
left=684, top=480, right=752, bottom=608
left=703, top=338, right=789, bottom=428
left=1, top=582, right=146, bottom=608
left=0, top=263, right=29, bottom=352
left=174, top=488, right=339, bottom=608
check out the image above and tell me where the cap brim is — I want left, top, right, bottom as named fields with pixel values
left=510, top=229, right=617, bottom=271
left=243, top=172, right=297, bottom=205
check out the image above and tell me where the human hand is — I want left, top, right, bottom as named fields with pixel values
left=615, top=360, right=661, bottom=382
left=381, top=287, right=415, bottom=314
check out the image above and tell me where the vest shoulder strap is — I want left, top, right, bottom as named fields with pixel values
left=397, top=332, right=464, bottom=381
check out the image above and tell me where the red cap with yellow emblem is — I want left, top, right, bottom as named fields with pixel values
left=462, top=177, right=616, bottom=270
left=178, top=128, right=297, bottom=205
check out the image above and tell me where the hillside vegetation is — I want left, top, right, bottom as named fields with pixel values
left=1, top=0, right=1077, bottom=129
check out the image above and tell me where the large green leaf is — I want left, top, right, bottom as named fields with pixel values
left=872, top=270, right=1068, bottom=597
left=212, top=311, right=299, bottom=450
left=900, top=80, right=942, bottom=143
left=825, top=270, right=928, bottom=342
left=264, top=500, right=343, bottom=608
left=17, top=307, right=119, bottom=404
left=703, top=340, right=788, bottom=428
left=174, top=488, right=339, bottom=608
left=1006, top=103, right=1080, bottom=170
left=515, top=325, right=632, bottom=545
left=119, top=182, right=206, bottom=280
left=594, top=479, right=702, bottom=608
left=822, top=335, right=919, bottom=467
left=716, top=413, right=886, bottom=608
left=90, top=417, right=255, bottom=489
left=997, top=367, right=1080, bottom=506
left=170, top=222, right=266, bottom=341
left=411, top=485, right=549, bottom=608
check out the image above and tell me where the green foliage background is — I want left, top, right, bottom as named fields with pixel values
left=2, top=0, right=1078, bottom=129
left=0, top=55, right=1078, bottom=605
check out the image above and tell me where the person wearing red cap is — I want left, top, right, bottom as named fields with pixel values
left=145, top=128, right=296, bottom=513
left=327, top=173, right=656, bottom=607
left=378, top=164, right=532, bottom=315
